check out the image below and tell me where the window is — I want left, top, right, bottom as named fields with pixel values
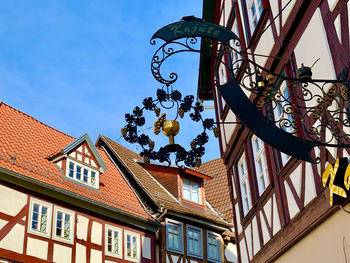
left=124, top=230, right=140, bottom=262
left=166, top=219, right=184, bottom=254
left=28, top=198, right=52, bottom=238
left=229, top=21, right=242, bottom=68
left=237, top=153, right=252, bottom=216
left=186, top=225, right=203, bottom=259
left=251, top=135, right=270, bottom=195
left=65, top=158, right=99, bottom=188
left=105, top=225, right=122, bottom=259
left=207, top=231, right=221, bottom=263
left=273, top=81, right=293, bottom=165
left=53, top=206, right=75, bottom=244
left=183, top=178, right=201, bottom=204
left=247, top=0, right=263, bottom=33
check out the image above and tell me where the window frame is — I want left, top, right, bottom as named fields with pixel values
left=166, top=219, right=184, bottom=254
left=246, top=0, right=264, bottom=36
left=206, top=231, right=222, bottom=263
left=52, top=206, right=75, bottom=244
left=124, top=230, right=141, bottom=262
left=250, top=135, right=270, bottom=196
left=182, top=178, right=202, bottom=204
left=236, top=151, right=253, bottom=216
left=28, top=197, right=52, bottom=239
left=105, top=224, right=123, bottom=259
left=65, top=157, right=99, bottom=189
left=186, top=225, right=203, bottom=259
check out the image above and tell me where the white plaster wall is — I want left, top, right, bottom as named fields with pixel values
left=26, top=237, right=48, bottom=260
left=275, top=203, right=350, bottom=262
left=75, top=243, right=86, bottom=263
left=304, top=162, right=317, bottom=206
left=284, top=180, right=300, bottom=219
left=269, top=0, right=280, bottom=36
left=244, top=224, right=252, bottom=259
left=0, top=219, right=7, bottom=229
left=260, top=210, right=270, bottom=245
left=294, top=9, right=336, bottom=109
left=0, top=258, right=9, bottom=263
left=282, top=0, right=296, bottom=27
left=224, top=0, right=233, bottom=27
left=76, top=215, right=89, bottom=240
left=53, top=243, right=72, bottom=263
left=255, top=27, right=274, bottom=67
left=0, top=223, right=24, bottom=254
left=225, top=242, right=238, bottom=262
left=142, top=236, right=151, bottom=259
left=289, top=164, right=302, bottom=199
left=224, top=112, right=236, bottom=144
left=90, top=249, right=102, bottom=263
left=235, top=204, right=242, bottom=234
left=0, top=184, right=27, bottom=216
left=239, top=238, right=249, bottom=263
left=91, top=221, right=102, bottom=245
left=272, top=194, right=281, bottom=235
left=252, top=217, right=260, bottom=255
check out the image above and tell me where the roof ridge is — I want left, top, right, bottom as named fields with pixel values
left=0, top=102, right=74, bottom=139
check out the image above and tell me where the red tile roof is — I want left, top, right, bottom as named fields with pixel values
left=0, top=103, right=153, bottom=221
left=100, top=135, right=232, bottom=227
left=199, top=158, right=234, bottom=223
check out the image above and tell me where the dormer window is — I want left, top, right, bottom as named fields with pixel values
left=66, top=158, right=99, bottom=188
left=51, top=134, right=107, bottom=190
left=183, top=178, right=201, bottom=204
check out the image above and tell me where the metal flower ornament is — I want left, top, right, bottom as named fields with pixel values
left=121, top=86, right=218, bottom=167
left=122, top=16, right=350, bottom=167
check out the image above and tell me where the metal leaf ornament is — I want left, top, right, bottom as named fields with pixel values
left=121, top=87, right=217, bottom=167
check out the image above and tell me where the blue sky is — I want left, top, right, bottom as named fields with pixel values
left=0, top=0, right=220, bottom=163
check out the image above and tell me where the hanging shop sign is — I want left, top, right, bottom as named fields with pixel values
left=322, top=157, right=350, bottom=206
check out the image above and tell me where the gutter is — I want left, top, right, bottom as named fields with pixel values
left=0, top=166, right=161, bottom=232
left=166, top=210, right=229, bottom=232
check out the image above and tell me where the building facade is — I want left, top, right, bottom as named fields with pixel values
left=98, top=136, right=237, bottom=263
left=198, top=0, right=350, bottom=262
left=0, top=103, right=159, bottom=263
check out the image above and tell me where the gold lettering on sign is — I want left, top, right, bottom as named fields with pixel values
left=168, top=23, right=223, bottom=39
left=322, top=158, right=347, bottom=206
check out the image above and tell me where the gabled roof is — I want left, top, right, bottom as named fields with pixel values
left=199, top=158, right=234, bottom=223
left=98, top=135, right=232, bottom=228
left=62, top=133, right=107, bottom=172
left=0, top=103, right=155, bottom=226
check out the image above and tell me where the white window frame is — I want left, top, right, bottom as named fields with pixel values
left=28, top=198, right=52, bottom=239
left=247, top=0, right=263, bottom=34
left=229, top=20, right=242, bottom=68
left=186, top=225, right=203, bottom=259
left=238, top=153, right=252, bottom=216
left=124, top=230, right=141, bottom=262
left=52, top=206, right=75, bottom=244
left=182, top=178, right=201, bottom=204
left=251, top=135, right=270, bottom=196
left=166, top=219, right=184, bottom=254
left=207, top=231, right=222, bottom=263
left=273, top=81, right=293, bottom=165
left=65, top=157, right=99, bottom=189
left=105, top=224, right=122, bottom=259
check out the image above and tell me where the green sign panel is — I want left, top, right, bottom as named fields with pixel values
left=151, top=20, right=239, bottom=43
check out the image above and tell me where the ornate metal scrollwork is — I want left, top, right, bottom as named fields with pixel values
left=121, top=86, right=217, bottom=167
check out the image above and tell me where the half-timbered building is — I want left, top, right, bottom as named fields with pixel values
left=97, top=136, right=236, bottom=263
left=198, top=0, right=350, bottom=262
left=0, top=102, right=159, bottom=263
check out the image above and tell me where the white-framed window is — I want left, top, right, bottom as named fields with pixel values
left=273, top=81, right=293, bottom=165
left=182, top=178, right=201, bottom=204
left=28, top=198, right=52, bottom=239
left=105, top=224, right=122, bottom=259
left=66, top=157, right=99, bottom=189
left=124, top=230, right=140, bottom=262
left=229, top=21, right=242, bottom=68
left=237, top=153, right=252, bottom=216
left=247, top=0, right=263, bottom=33
left=207, top=231, right=221, bottom=263
left=251, top=135, right=270, bottom=195
left=166, top=219, right=184, bottom=254
left=53, top=206, right=75, bottom=244
left=186, top=225, right=203, bottom=259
